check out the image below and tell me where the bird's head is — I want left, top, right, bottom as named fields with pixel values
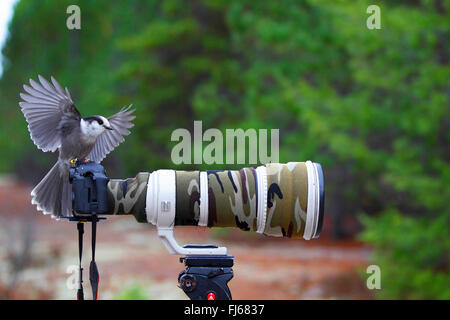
left=81, top=115, right=113, bottom=138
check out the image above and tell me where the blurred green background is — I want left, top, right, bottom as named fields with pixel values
left=0, top=0, right=448, bottom=299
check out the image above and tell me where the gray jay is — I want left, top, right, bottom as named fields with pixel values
left=19, top=75, right=135, bottom=218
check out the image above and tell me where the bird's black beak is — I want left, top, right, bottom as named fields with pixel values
left=104, top=125, right=113, bottom=130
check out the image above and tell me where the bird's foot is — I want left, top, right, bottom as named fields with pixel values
left=70, top=158, right=91, bottom=167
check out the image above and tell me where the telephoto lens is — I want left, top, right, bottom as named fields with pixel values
left=106, top=161, right=324, bottom=240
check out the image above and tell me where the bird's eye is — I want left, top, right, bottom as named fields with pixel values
left=97, top=119, right=103, bottom=125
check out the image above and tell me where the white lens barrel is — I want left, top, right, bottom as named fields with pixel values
left=146, top=170, right=227, bottom=255
left=146, top=170, right=176, bottom=229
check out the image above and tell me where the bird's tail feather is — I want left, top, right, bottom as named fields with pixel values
left=31, top=160, right=72, bottom=218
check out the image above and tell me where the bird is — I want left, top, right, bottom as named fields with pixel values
left=18, top=75, right=135, bottom=218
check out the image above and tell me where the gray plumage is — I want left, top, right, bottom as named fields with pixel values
left=19, top=75, right=135, bottom=218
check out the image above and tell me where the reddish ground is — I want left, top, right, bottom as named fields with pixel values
left=0, top=179, right=374, bottom=300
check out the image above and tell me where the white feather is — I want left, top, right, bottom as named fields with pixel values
left=80, top=119, right=105, bottom=141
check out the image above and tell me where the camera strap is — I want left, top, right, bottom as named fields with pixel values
left=76, top=222, right=84, bottom=300
left=75, top=216, right=100, bottom=301
left=89, top=215, right=99, bottom=300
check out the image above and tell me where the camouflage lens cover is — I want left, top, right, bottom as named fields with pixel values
left=174, top=163, right=310, bottom=239
left=264, top=163, right=309, bottom=238
left=106, top=172, right=149, bottom=223
left=105, top=162, right=322, bottom=240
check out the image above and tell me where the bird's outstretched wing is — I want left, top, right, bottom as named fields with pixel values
left=19, top=75, right=81, bottom=152
left=88, top=105, right=135, bottom=163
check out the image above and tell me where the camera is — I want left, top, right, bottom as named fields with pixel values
left=69, top=160, right=325, bottom=300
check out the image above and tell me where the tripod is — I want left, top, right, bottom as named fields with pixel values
left=68, top=161, right=235, bottom=300
left=66, top=160, right=109, bottom=300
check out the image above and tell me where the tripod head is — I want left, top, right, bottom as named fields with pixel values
left=179, top=252, right=234, bottom=300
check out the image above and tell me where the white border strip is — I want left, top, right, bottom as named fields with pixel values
left=255, top=165, right=268, bottom=234
left=304, top=160, right=318, bottom=240
left=312, top=163, right=320, bottom=238
left=146, top=171, right=158, bottom=225
left=198, top=171, right=209, bottom=227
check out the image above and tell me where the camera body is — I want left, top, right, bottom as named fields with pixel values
left=69, top=160, right=109, bottom=215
